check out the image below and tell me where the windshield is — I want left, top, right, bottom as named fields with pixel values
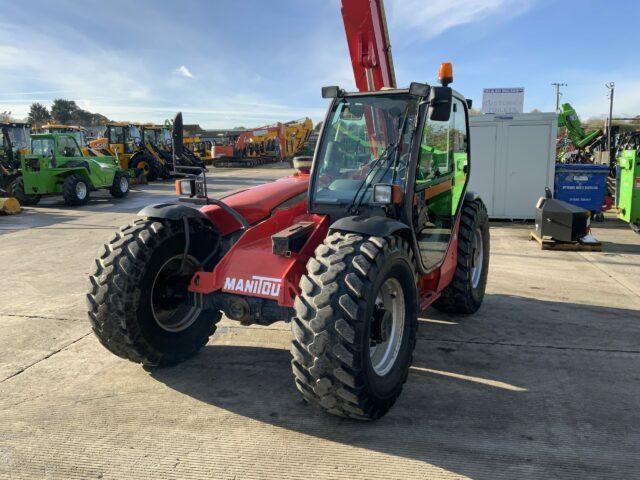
left=312, top=94, right=417, bottom=205
left=129, top=126, right=142, bottom=144
left=143, top=129, right=157, bottom=144
left=160, top=128, right=171, bottom=148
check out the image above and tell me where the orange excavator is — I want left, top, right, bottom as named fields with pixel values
left=212, top=117, right=313, bottom=167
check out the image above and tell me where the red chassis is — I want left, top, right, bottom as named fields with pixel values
left=187, top=170, right=460, bottom=312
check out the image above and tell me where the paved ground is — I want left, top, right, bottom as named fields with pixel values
left=1, top=167, right=639, bottom=479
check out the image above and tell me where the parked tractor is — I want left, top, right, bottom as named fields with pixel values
left=9, top=133, right=129, bottom=206
left=88, top=68, right=490, bottom=419
left=1, top=122, right=31, bottom=211
left=130, top=124, right=174, bottom=180
left=89, top=122, right=146, bottom=172
left=0, top=122, right=31, bottom=188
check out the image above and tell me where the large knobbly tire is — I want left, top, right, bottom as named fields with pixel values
left=87, top=218, right=221, bottom=366
left=109, top=170, right=129, bottom=198
left=9, top=177, right=41, bottom=205
left=433, top=199, right=490, bottom=314
left=131, top=153, right=161, bottom=181
left=63, top=174, right=90, bottom=206
left=292, top=232, right=418, bottom=420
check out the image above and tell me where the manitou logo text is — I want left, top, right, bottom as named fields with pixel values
left=223, top=276, right=282, bottom=298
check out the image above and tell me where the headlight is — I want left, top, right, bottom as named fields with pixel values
left=175, top=179, right=194, bottom=196
left=373, top=184, right=392, bottom=204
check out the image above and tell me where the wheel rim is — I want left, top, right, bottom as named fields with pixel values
left=151, top=254, right=202, bottom=332
left=470, top=227, right=484, bottom=289
left=75, top=182, right=87, bottom=200
left=139, top=161, right=149, bottom=174
left=119, top=176, right=128, bottom=192
left=369, top=277, right=405, bottom=376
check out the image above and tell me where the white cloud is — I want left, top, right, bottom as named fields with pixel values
left=174, top=65, right=194, bottom=78
left=387, top=0, right=533, bottom=39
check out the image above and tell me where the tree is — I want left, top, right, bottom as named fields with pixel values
left=51, top=99, right=79, bottom=125
left=27, top=103, right=51, bottom=125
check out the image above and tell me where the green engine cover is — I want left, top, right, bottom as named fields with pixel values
left=617, top=149, right=640, bottom=229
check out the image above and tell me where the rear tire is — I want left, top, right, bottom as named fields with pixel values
left=631, top=222, right=640, bottom=234
left=131, top=153, right=161, bottom=181
left=87, top=219, right=222, bottom=366
left=432, top=199, right=490, bottom=314
left=62, top=174, right=90, bottom=206
left=109, top=171, right=129, bottom=198
left=9, top=177, right=41, bottom=205
left=292, top=232, right=418, bottom=420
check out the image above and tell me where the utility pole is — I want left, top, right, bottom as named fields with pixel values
left=552, top=82, right=567, bottom=112
left=606, top=82, right=615, bottom=157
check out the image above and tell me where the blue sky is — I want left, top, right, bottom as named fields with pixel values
left=1, top=0, right=638, bottom=128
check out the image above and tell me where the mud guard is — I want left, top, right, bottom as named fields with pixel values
left=465, top=190, right=481, bottom=202
left=138, top=202, right=213, bottom=224
left=329, top=215, right=410, bottom=237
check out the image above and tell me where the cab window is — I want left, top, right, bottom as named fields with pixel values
left=416, top=113, right=452, bottom=185
left=32, top=138, right=55, bottom=156
left=57, top=136, right=80, bottom=157
left=109, top=126, right=124, bottom=144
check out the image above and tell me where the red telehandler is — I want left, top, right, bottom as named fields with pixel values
left=87, top=0, right=489, bottom=420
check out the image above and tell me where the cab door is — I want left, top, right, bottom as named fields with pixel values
left=413, top=97, right=469, bottom=271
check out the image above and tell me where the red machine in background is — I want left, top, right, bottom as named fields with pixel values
left=88, top=0, right=489, bottom=421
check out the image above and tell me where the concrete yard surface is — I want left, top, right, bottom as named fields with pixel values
left=1, top=167, right=639, bottom=479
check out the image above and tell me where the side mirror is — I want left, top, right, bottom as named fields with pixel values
left=428, top=86, right=453, bottom=122
left=322, top=86, right=342, bottom=98
left=466, top=99, right=473, bottom=109
left=409, top=82, right=430, bottom=97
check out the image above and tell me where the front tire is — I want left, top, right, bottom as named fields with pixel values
left=292, top=232, right=418, bottom=420
left=109, top=171, right=129, bottom=198
left=432, top=199, right=490, bottom=314
left=63, top=174, right=90, bottom=206
left=87, top=219, right=222, bottom=366
left=9, top=177, right=41, bottom=205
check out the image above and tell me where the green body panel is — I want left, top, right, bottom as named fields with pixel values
left=21, top=133, right=119, bottom=195
left=617, top=149, right=639, bottom=226
left=416, top=148, right=467, bottom=216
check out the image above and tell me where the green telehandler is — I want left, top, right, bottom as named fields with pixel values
left=617, top=132, right=640, bottom=233
left=8, top=133, right=129, bottom=206
left=557, top=103, right=605, bottom=163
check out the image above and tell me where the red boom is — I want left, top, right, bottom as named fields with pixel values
left=341, top=0, right=396, bottom=91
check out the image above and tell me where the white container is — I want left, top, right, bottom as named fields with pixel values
left=468, top=112, right=558, bottom=219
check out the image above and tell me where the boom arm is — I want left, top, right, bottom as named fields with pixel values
left=341, top=0, right=396, bottom=91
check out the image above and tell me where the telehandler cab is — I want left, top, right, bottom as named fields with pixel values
left=88, top=68, right=490, bottom=419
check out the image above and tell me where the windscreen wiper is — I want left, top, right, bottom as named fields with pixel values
left=346, top=142, right=399, bottom=215
left=347, top=105, right=412, bottom=215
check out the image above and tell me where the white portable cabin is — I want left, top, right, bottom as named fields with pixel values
left=468, top=113, right=558, bottom=220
